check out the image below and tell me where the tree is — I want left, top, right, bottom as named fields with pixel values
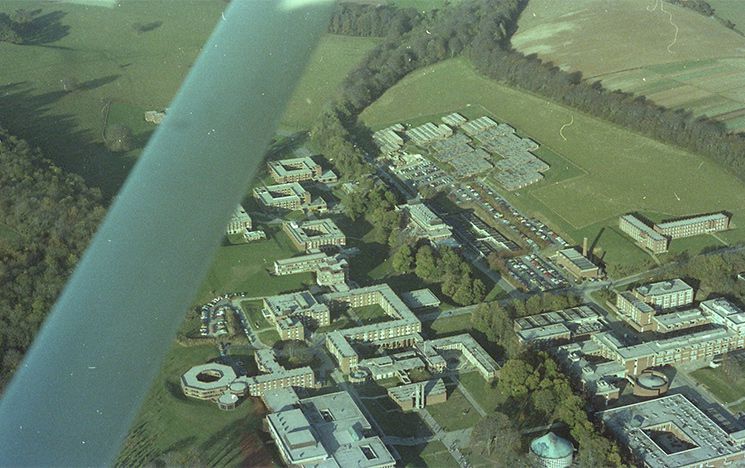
left=391, top=244, right=414, bottom=273
left=104, top=124, right=134, bottom=152
left=470, top=412, right=525, bottom=464
left=415, top=245, right=438, bottom=281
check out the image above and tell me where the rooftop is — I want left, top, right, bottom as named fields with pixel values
left=655, top=212, right=729, bottom=230
left=620, top=214, right=667, bottom=241
left=636, top=279, right=693, bottom=298
left=557, top=247, right=597, bottom=272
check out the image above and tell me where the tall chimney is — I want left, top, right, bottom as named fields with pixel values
left=582, top=237, right=588, bottom=257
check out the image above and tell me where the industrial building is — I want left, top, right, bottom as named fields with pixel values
left=372, top=124, right=405, bottom=155
left=253, top=182, right=310, bottom=211
left=283, top=219, right=346, bottom=252
left=598, top=394, right=745, bottom=468
left=267, top=157, right=322, bottom=183
left=266, top=391, right=395, bottom=467
left=619, top=214, right=669, bottom=254
left=405, top=121, right=452, bottom=146
left=553, top=245, right=601, bottom=280
left=654, top=212, right=730, bottom=239
left=226, top=205, right=252, bottom=235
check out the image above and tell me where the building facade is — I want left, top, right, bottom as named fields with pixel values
left=253, top=183, right=310, bottom=211
left=619, top=214, right=669, bottom=254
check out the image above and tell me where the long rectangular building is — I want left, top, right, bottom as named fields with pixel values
left=619, top=214, right=669, bottom=253
left=654, top=212, right=730, bottom=239
left=253, top=183, right=310, bottom=211
left=283, top=218, right=346, bottom=252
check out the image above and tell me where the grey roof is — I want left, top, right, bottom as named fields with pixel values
left=620, top=214, right=666, bottom=241
left=655, top=212, right=729, bottom=230
left=636, top=278, right=693, bottom=298
left=530, top=432, right=573, bottom=459
left=557, top=248, right=597, bottom=272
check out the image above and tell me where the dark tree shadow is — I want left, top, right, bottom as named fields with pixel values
left=79, top=74, right=121, bottom=91
left=20, top=10, right=70, bottom=45
left=132, top=21, right=163, bottom=33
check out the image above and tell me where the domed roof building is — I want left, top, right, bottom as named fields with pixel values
left=530, top=432, right=574, bottom=468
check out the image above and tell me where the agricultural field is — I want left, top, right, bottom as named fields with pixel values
left=361, top=58, right=745, bottom=272
left=513, top=0, right=745, bottom=131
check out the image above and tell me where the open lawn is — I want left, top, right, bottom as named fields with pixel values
left=426, top=315, right=473, bottom=337
left=241, top=300, right=271, bottom=330
left=396, top=441, right=457, bottom=468
left=690, top=366, right=745, bottom=404
left=194, top=229, right=313, bottom=304
left=427, top=386, right=481, bottom=432
left=0, top=0, right=224, bottom=197
left=457, top=371, right=503, bottom=413
left=280, top=34, right=379, bottom=131
left=351, top=303, right=391, bottom=324
left=362, top=398, right=432, bottom=438
left=361, top=58, right=745, bottom=272
left=118, top=343, right=274, bottom=466
left=513, top=0, right=745, bottom=130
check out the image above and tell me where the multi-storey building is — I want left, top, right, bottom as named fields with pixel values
left=283, top=218, right=346, bottom=252
left=618, top=214, right=669, bottom=253
left=700, top=297, right=745, bottom=334
left=635, top=279, right=694, bottom=310
left=226, top=205, right=252, bottom=235
left=387, top=378, right=447, bottom=410
left=253, top=182, right=310, bottom=211
left=266, top=391, right=395, bottom=467
left=553, top=247, right=601, bottom=280
left=325, top=330, right=358, bottom=373
left=262, top=291, right=330, bottom=340
left=267, top=157, right=322, bottom=183
left=514, top=305, right=606, bottom=344
left=654, top=212, right=730, bottom=239
left=400, top=202, right=453, bottom=242
left=598, top=394, right=745, bottom=468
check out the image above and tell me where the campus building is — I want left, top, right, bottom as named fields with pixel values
left=700, top=297, right=745, bottom=334
left=226, top=205, right=252, bottom=235
left=325, top=330, right=359, bottom=373
left=514, top=305, right=606, bottom=345
left=266, top=391, right=395, bottom=467
left=426, top=334, right=500, bottom=380
left=598, top=394, right=745, bottom=468
left=553, top=247, right=601, bottom=280
left=654, top=212, right=731, bottom=239
left=253, top=182, right=310, bottom=211
left=267, top=157, right=322, bottom=183
left=387, top=378, right=447, bottom=411
left=283, top=218, right=346, bottom=252
left=529, top=432, right=573, bottom=468
left=373, top=124, right=405, bottom=155
left=263, top=291, right=331, bottom=340
left=619, top=214, right=669, bottom=254
left=635, top=279, right=694, bottom=310
left=614, top=279, right=697, bottom=332
left=273, top=250, right=348, bottom=287
left=400, top=202, right=453, bottom=242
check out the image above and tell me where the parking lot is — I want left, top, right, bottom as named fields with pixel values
left=506, top=254, right=569, bottom=292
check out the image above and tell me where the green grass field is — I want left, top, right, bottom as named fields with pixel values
left=427, top=386, right=481, bottom=431
left=194, top=229, right=313, bottom=304
left=396, top=441, right=457, bottom=467
left=361, top=57, right=745, bottom=272
left=513, top=0, right=745, bottom=130
left=457, top=371, right=503, bottom=413
left=119, top=343, right=275, bottom=466
left=690, top=367, right=745, bottom=404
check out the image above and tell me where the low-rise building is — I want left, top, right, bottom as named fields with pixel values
left=226, top=205, right=252, bottom=235
left=283, top=218, right=346, bottom=252
left=274, top=252, right=329, bottom=276
left=619, top=214, right=669, bottom=254
left=253, top=183, right=310, bottom=211
left=325, top=330, right=358, bottom=373
left=358, top=351, right=426, bottom=383
left=514, top=305, right=605, bottom=345
left=654, top=212, right=730, bottom=239
left=400, top=202, right=453, bottom=242
left=263, top=291, right=330, bottom=340
left=553, top=247, right=601, bottom=280
left=598, top=393, right=745, bottom=468
left=427, top=334, right=500, bottom=380
left=387, top=378, right=447, bottom=410
left=400, top=288, right=441, bottom=310
left=267, top=157, right=322, bottom=183
left=700, top=297, right=745, bottom=334
left=266, top=391, right=395, bottom=467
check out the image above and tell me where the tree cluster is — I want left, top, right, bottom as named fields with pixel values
left=393, top=243, right=486, bottom=305
left=469, top=412, right=526, bottom=465
left=0, top=129, right=105, bottom=390
left=497, top=352, right=624, bottom=467
left=327, top=3, right=421, bottom=38
left=665, top=0, right=715, bottom=17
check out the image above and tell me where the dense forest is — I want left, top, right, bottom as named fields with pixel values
left=0, top=129, right=104, bottom=389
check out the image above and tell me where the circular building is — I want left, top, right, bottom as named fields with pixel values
left=633, top=369, right=670, bottom=397
left=530, top=432, right=573, bottom=468
left=217, top=392, right=239, bottom=411
left=180, top=363, right=237, bottom=400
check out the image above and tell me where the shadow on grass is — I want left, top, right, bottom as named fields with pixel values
left=79, top=74, right=121, bottom=91
left=21, top=10, right=71, bottom=45
left=164, top=379, right=188, bottom=402
left=0, top=82, right=136, bottom=199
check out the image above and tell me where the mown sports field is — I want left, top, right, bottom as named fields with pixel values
left=360, top=58, right=745, bottom=271
left=513, top=0, right=745, bottom=132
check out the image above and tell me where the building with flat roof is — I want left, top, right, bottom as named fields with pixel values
left=400, top=288, right=441, bottom=310
left=273, top=251, right=348, bottom=287
left=405, top=122, right=452, bottom=146
left=387, top=378, right=447, bottom=410
left=253, top=182, right=310, bottom=211
left=598, top=393, right=745, bottom=468
left=283, top=219, right=346, bottom=252
left=553, top=248, right=601, bottom=280
left=636, top=279, right=694, bottom=310
left=266, top=391, right=395, bottom=468
left=263, top=291, right=330, bottom=340
left=325, top=330, right=359, bottom=374
left=267, top=157, right=322, bottom=184
left=654, top=212, right=730, bottom=239
left=226, top=205, right=252, bottom=235
left=514, top=305, right=606, bottom=345
left=700, top=297, right=745, bottom=334
left=401, top=202, right=453, bottom=242
left=427, top=334, right=500, bottom=380
left=180, top=363, right=238, bottom=401
left=619, top=214, right=669, bottom=254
